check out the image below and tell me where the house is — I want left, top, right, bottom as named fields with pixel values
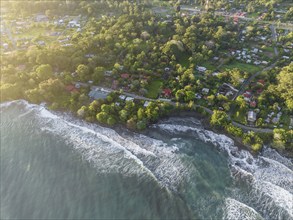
left=121, top=73, right=130, bottom=79
left=202, top=88, right=209, bottom=94
left=37, top=41, right=45, bottom=46
left=71, top=72, right=77, bottom=77
left=85, top=54, right=95, bottom=58
left=68, top=20, right=80, bottom=28
left=262, top=61, right=269, bottom=65
left=162, top=88, right=172, bottom=98
left=197, top=66, right=207, bottom=72
left=252, top=48, right=259, bottom=53
left=88, top=80, right=93, bottom=84
left=88, top=88, right=109, bottom=100
left=282, top=56, right=290, bottom=59
left=125, top=97, right=134, bottom=101
left=195, top=93, right=202, bottom=99
left=35, top=14, right=48, bottom=22
left=104, top=71, right=113, bottom=77
left=218, top=83, right=239, bottom=99
left=254, top=61, right=261, bottom=65
left=265, top=118, right=270, bottom=124
left=164, top=67, right=171, bottom=72
left=290, top=117, right=293, bottom=129
left=75, top=83, right=81, bottom=89
left=257, top=79, right=265, bottom=85
left=143, top=101, right=150, bottom=107
left=2, top=43, right=8, bottom=50
left=272, top=117, right=280, bottom=124
left=65, top=84, right=78, bottom=93
left=250, top=101, right=257, bottom=108
left=119, top=95, right=126, bottom=100
left=111, top=80, right=119, bottom=90
left=248, top=111, right=257, bottom=122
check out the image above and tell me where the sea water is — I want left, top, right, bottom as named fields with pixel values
left=1, top=100, right=292, bottom=219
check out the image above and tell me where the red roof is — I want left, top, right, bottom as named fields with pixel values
left=258, top=79, right=265, bottom=85
left=162, top=88, right=172, bottom=97
left=257, top=89, right=263, bottom=94
left=250, top=101, right=257, bottom=107
left=121, top=73, right=130, bottom=79
left=244, top=93, right=251, bottom=98
left=65, top=85, right=78, bottom=93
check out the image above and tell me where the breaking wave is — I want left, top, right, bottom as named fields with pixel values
left=152, top=118, right=293, bottom=220
left=2, top=101, right=292, bottom=219
left=1, top=101, right=194, bottom=192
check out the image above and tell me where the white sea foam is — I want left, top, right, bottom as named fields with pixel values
left=254, top=156, right=293, bottom=193
left=153, top=119, right=293, bottom=219
left=0, top=100, right=20, bottom=108
left=224, top=198, right=264, bottom=220
left=13, top=103, right=192, bottom=192
left=250, top=180, right=293, bottom=219
left=38, top=107, right=59, bottom=119
left=5, top=102, right=293, bottom=217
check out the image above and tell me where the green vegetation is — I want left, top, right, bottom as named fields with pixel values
left=221, top=61, right=261, bottom=74
left=1, top=0, right=292, bottom=153
left=146, top=80, right=163, bottom=99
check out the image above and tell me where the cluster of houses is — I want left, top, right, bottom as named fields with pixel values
left=265, top=110, right=283, bottom=125
left=231, top=47, right=269, bottom=66
left=1, top=13, right=86, bottom=52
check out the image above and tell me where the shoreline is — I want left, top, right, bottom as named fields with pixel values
left=157, top=110, right=254, bottom=153
left=1, top=99, right=291, bottom=158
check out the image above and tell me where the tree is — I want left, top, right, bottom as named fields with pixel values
left=210, top=110, right=230, bottom=128
left=127, top=117, right=137, bottom=130
left=137, top=120, right=147, bottom=130
left=93, top=67, right=105, bottom=83
left=137, top=108, right=145, bottom=120
left=96, top=112, right=108, bottom=124
left=76, top=64, right=90, bottom=81
left=119, top=109, right=129, bottom=122
left=107, top=116, right=116, bottom=126
left=77, top=106, right=87, bottom=118
left=226, top=124, right=243, bottom=137
left=36, top=64, right=53, bottom=81
left=276, top=63, right=293, bottom=111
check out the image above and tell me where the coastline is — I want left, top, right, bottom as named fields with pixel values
left=157, top=110, right=253, bottom=153
left=1, top=99, right=291, bottom=159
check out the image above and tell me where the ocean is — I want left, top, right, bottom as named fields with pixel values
left=1, top=100, right=292, bottom=220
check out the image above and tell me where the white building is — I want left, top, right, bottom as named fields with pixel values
left=248, top=111, right=256, bottom=122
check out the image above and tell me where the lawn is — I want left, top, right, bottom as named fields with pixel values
left=221, top=61, right=261, bottom=74
left=178, top=53, right=190, bottom=68
left=146, top=80, right=163, bottom=99
left=201, top=61, right=217, bottom=71
left=232, top=110, right=247, bottom=125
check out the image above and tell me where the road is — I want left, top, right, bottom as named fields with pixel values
left=232, top=60, right=279, bottom=101
left=2, top=20, right=17, bottom=49
left=270, top=25, right=279, bottom=56
left=180, top=6, right=293, bottom=31
left=232, top=121, right=273, bottom=133
left=76, top=82, right=273, bottom=133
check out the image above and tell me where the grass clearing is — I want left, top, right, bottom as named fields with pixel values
left=178, top=53, right=190, bottom=68
left=232, top=110, right=247, bottom=125
left=146, top=80, right=163, bottom=99
left=221, top=61, right=261, bottom=74
left=201, top=61, right=217, bottom=71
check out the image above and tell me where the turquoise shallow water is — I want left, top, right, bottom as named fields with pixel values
left=1, top=101, right=292, bottom=220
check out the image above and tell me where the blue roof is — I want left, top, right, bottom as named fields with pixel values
left=89, top=90, right=108, bottom=100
